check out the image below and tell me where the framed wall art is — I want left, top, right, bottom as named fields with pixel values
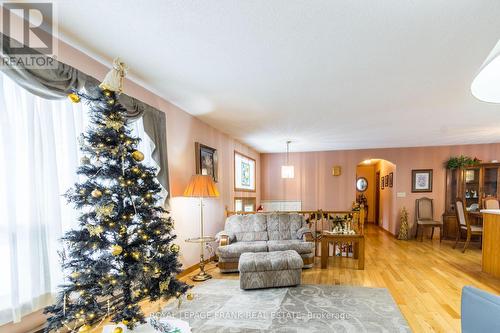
left=412, top=169, right=433, bottom=193
left=195, top=142, right=218, bottom=182
left=381, top=176, right=385, bottom=189
left=389, top=172, right=393, bottom=188
left=234, top=151, right=256, bottom=192
left=384, top=175, right=388, bottom=187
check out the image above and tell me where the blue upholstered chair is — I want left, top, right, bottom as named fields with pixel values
left=462, top=286, right=500, bottom=333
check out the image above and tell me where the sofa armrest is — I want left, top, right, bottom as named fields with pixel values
left=303, top=232, right=314, bottom=242
left=296, top=227, right=313, bottom=241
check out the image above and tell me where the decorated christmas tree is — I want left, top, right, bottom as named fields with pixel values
left=44, top=60, right=188, bottom=332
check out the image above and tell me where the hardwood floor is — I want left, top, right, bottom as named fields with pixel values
left=182, top=224, right=500, bottom=333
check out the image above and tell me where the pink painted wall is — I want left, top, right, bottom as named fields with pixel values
left=261, top=143, right=500, bottom=235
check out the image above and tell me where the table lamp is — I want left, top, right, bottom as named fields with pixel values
left=183, top=175, right=219, bottom=281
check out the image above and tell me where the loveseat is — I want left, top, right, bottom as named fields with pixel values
left=215, top=212, right=314, bottom=273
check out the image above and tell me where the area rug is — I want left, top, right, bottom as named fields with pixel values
left=160, top=279, right=411, bottom=332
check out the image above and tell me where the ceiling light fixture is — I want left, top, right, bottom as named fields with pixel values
left=471, top=39, right=500, bottom=102
left=281, top=140, right=294, bottom=179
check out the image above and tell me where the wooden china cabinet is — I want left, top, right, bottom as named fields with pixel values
left=443, top=163, right=500, bottom=239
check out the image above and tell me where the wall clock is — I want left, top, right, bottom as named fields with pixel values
left=356, top=177, right=368, bottom=192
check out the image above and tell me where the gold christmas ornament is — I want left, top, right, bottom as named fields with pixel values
left=170, top=244, right=180, bottom=253
left=91, top=189, right=102, bottom=198
left=186, top=293, right=194, bottom=301
left=68, top=93, right=81, bottom=103
left=103, top=89, right=112, bottom=97
left=131, top=150, right=144, bottom=162
left=122, top=320, right=129, bottom=325
left=111, top=244, right=123, bottom=256
left=131, top=166, right=140, bottom=174
left=78, top=324, right=91, bottom=333
left=112, top=327, right=123, bottom=333
left=70, top=272, right=80, bottom=278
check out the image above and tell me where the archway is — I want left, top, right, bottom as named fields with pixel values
left=355, top=158, right=397, bottom=232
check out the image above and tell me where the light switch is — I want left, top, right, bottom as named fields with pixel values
left=397, top=192, right=406, bottom=198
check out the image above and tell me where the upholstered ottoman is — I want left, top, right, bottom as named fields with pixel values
left=238, top=250, right=303, bottom=290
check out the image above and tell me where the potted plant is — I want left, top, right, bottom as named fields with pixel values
left=445, top=155, right=481, bottom=170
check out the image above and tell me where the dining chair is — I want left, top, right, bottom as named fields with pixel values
left=415, top=197, right=443, bottom=242
left=483, top=197, right=500, bottom=209
left=454, top=199, right=483, bottom=253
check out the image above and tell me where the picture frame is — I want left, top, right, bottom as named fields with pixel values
left=465, top=169, right=475, bottom=183
left=412, top=169, right=433, bottom=193
left=381, top=176, right=385, bottom=189
left=332, top=166, right=342, bottom=176
left=389, top=172, right=393, bottom=188
left=234, top=151, right=256, bottom=192
left=195, top=142, right=218, bottom=182
left=384, top=175, right=388, bottom=187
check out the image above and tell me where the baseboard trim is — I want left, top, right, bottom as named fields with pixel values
left=377, top=225, right=396, bottom=237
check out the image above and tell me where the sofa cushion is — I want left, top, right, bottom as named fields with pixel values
left=238, top=250, right=303, bottom=272
left=216, top=241, right=268, bottom=258
left=267, top=213, right=305, bottom=240
left=267, top=240, right=315, bottom=254
left=225, top=214, right=269, bottom=242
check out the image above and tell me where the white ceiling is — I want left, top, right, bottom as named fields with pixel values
left=52, top=0, right=500, bottom=153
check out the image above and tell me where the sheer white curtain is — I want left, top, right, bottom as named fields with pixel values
left=0, top=73, right=156, bottom=324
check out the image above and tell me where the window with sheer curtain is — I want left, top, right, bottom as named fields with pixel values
left=0, top=73, right=156, bottom=325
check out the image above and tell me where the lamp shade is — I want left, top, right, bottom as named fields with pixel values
left=471, top=39, right=500, bottom=102
left=183, top=175, right=220, bottom=197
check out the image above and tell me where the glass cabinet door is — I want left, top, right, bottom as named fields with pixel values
left=464, top=167, right=480, bottom=211
left=483, top=166, right=499, bottom=198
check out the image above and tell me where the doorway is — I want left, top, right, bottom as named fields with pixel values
left=356, top=158, right=397, bottom=232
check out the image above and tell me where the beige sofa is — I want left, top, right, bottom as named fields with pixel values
left=215, top=212, right=314, bottom=273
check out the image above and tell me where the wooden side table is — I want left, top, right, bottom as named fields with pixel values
left=320, top=233, right=365, bottom=270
